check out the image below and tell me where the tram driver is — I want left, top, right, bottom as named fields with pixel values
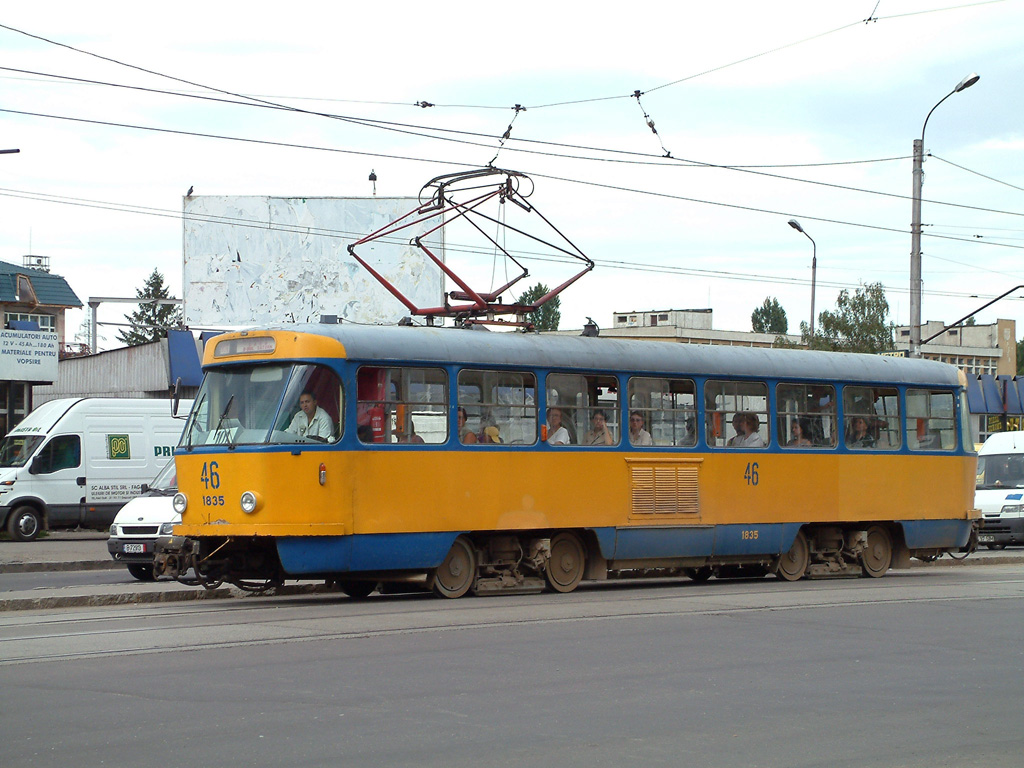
left=287, top=390, right=335, bottom=441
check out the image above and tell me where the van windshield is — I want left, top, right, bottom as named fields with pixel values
left=977, top=454, right=1024, bottom=490
left=181, top=363, right=343, bottom=448
left=0, top=435, right=44, bottom=468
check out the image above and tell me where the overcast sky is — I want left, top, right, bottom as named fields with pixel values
left=2, top=0, right=1022, bottom=349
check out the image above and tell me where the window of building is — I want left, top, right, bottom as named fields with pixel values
left=843, top=386, right=901, bottom=450
left=905, top=389, right=956, bottom=451
left=357, top=367, right=447, bottom=444
left=4, top=312, right=56, bottom=332
left=705, top=380, right=768, bottom=448
left=546, top=373, right=619, bottom=446
left=457, top=370, right=536, bottom=445
left=776, top=383, right=837, bottom=448
left=627, top=377, right=697, bottom=447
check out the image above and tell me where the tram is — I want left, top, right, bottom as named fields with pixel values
left=157, top=323, right=978, bottom=597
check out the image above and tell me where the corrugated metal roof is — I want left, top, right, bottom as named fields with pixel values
left=233, top=323, right=963, bottom=388
left=0, top=260, right=82, bottom=307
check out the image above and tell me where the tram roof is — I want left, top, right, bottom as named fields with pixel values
left=252, top=323, right=961, bottom=388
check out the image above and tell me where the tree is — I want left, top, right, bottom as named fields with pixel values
left=117, top=269, right=183, bottom=346
left=801, top=281, right=895, bottom=354
left=518, top=282, right=561, bottom=331
left=751, top=297, right=788, bottom=334
left=1017, top=337, right=1023, bottom=375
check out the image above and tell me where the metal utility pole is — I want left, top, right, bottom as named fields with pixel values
left=909, top=73, right=979, bottom=358
left=788, top=219, right=816, bottom=340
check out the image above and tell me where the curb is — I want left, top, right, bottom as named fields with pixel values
left=0, top=561, right=123, bottom=574
left=0, top=587, right=233, bottom=612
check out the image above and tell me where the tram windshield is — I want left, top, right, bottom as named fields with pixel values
left=181, top=363, right=343, bottom=448
left=976, top=454, right=1024, bottom=490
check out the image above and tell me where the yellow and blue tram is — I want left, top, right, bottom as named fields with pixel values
left=158, top=324, right=978, bottom=597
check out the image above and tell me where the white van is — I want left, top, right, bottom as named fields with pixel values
left=0, top=398, right=189, bottom=541
left=975, top=430, right=1024, bottom=549
left=107, top=459, right=178, bottom=580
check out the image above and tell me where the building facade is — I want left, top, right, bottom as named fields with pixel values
left=0, top=257, right=82, bottom=435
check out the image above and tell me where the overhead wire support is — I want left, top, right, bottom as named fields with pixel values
left=633, top=90, right=672, bottom=158
left=488, top=104, right=527, bottom=167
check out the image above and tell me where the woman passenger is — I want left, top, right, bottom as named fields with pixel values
left=457, top=406, right=477, bottom=444
left=846, top=416, right=875, bottom=448
left=788, top=417, right=813, bottom=447
left=583, top=410, right=614, bottom=446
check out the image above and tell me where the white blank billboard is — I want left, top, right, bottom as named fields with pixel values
left=182, top=196, right=443, bottom=327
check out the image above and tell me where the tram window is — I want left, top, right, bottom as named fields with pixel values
left=777, top=383, right=836, bottom=449
left=843, top=386, right=901, bottom=450
left=905, top=389, right=956, bottom=451
left=546, top=373, right=620, bottom=447
left=457, top=370, right=537, bottom=445
left=270, top=364, right=343, bottom=444
left=704, top=380, right=768, bottom=448
left=627, top=377, right=696, bottom=447
left=356, top=366, right=447, bottom=444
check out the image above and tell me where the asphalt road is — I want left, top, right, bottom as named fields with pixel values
left=3, top=564, right=1022, bottom=768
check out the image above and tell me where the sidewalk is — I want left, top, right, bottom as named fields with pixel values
left=1, top=530, right=1021, bottom=612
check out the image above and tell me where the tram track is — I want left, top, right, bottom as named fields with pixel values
left=3, top=567, right=1023, bottom=666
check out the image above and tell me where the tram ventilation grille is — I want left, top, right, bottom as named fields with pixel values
left=627, top=460, right=701, bottom=515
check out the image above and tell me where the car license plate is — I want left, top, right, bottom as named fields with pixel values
left=122, top=542, right=147, bottom=554
left=978, top=534, right=994, bottom=543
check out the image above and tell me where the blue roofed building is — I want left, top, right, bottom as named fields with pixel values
left=0, top=256, right=83, bottom=435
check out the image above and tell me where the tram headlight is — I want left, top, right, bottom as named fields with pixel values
left=172, top=493, right=188, bottom=514
left=240, top=491, right=263, bottom=514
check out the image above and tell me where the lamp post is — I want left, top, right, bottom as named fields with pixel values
left=788, top=219, right=816, bottom=340
left=909, top=72, right=980, bottom=358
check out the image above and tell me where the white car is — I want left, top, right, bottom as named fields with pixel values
left=107, top=461, right=178, bottom=580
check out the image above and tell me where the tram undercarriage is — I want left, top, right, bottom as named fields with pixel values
left=155, top=521, right=972, bottom=597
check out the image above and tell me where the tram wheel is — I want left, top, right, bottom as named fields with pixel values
left=431, top=536, right=477, bottom=599
left=546, top=532, right=586, bottom=593
left=861, top=526, right=893, bottom=578
left=683, top=566, right=713, bottom=583
left=336, top=580, right=377, bottom=599
left=776, top=530, right=809, bottom=581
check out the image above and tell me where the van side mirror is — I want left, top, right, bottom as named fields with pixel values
left=172, top=377, right=182, bottom=417
left=28, top=457, right=42, bottom=475
left=140, top=484, right=150, bottom=494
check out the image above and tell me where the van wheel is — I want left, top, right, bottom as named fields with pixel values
left=7, top=506, right=42, bottom=541
left=127, top=564, right=156, bottom=581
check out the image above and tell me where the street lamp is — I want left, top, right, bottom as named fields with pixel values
left=788, top=219, right=816, bottom=340
left=909, top=72, right=980, bottom=358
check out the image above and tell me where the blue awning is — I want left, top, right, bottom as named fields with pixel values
left=998, top=375, right=1024, bottom=415
left=167, top=329, right=203, bottom=387
left=980, top=374, right=1005, bottom=414
left=966, top=375, right=986, bottom=413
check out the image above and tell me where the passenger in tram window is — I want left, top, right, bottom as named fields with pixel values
left=399, top=421, right=425, bottom=444
left=357, top=424, right=374, bottom=443
left=846, top=416, right=875, bottom=448
left=583, top=409, right=614, bottom=446
left=546, top=407, right=570, bottom=446
left=457, top=406, right=477, bottom=444
left=481, top=425, right=503, bottom=444
left=787, top=417, right=813, bottom=447
left=287, top=390, right=335, bottom=441
left=628, top=410, right=653, bottom=446
left=727, top=412, right=765, bottom=448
